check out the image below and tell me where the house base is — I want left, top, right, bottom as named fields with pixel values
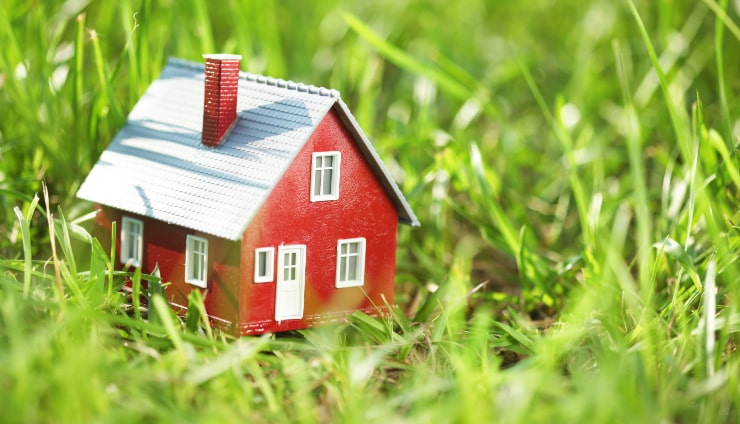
left=168, top=302, right=393, bottom=336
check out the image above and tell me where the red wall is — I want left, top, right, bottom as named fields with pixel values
left=94, top=206, right=242, bottom=328
left=238, top=106, right=400, bottom=334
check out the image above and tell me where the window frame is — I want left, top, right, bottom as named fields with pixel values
left=335, top=237, right=367, bottom=288
left=185, top=235, right=209, bottom=288
left=120, top=216, right=143, bottom=267
left=310, top=151, right=341, bottom=202
left=254, top=247, right=275, bottom=283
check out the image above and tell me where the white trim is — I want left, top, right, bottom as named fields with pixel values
left=310, top=151, right=341, bottom=202
left=275, top=244, right=306, bottom=320
left=185, top=235, right=208, bottom=288
left=254, top=247, right=275, bottom=283
left=120, top=216, right=143, bottom=267
left=202, top=54, right=242, bottom=61
left=336, top=237, right=366, bottom=288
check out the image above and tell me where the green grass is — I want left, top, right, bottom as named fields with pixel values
left=2, top=0, right=740, bottom=422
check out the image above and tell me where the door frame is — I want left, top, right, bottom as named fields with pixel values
left=274, top=244, right=306, bottom=321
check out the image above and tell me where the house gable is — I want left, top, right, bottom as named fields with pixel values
left=238, top=108, right=400, bottom=334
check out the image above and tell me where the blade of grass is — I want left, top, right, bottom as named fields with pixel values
left=711, top=0, right=733, bottom=139
left=43, top=181, right=65, bottom=302
left=13, top=194, right=39, bottom=298
left=344, top=13, right=471, bottom=101
left=151, top=295, right=186, bottom=356
left=469, top=143, right=519, bottom=255
left=192, top=0, right=215, bottom=54
left=626, top=0, right=692, bottom=164
left=701, top=0, right=740, bottom=42
left=702, top=259, right=716, bottom=377
left=186, top=337, right=268, bottom=386
left=73, top=13, right=85, bottom=120
left=613, top=39, right=653, bottom=289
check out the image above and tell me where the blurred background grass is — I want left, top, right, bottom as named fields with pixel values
left=2, top=0, right=740, bottom=422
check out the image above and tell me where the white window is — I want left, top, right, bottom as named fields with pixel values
left=120, top=216, right=143, bottom=267
left=185, top=235, right=208, bottom=288
left=254, top=247, right=275, bottom=283
left=336, top=238, right=366, bottom=288
left=310, top=151, right=341, bottom=201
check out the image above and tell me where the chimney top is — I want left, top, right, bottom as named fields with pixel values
left=202, top=53, right=242, bottom=61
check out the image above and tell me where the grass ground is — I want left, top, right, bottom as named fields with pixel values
left=1, top=0, right=740, bottom=422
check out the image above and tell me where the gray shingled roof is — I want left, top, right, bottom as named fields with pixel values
left=77, top=58, right=418, bottom=240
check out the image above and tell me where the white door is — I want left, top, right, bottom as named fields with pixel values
left=275, top=245, right=306, bottom=321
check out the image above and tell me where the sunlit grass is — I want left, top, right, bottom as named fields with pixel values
left=1, top=0, right=740, bottom=422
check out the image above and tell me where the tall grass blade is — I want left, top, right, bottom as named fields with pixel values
left=13, top=195, right=39, bottom=298
left=701, top=0, right=740, bottom=41
left=151, top=294, right=185, bottom=355
left=344, top=13, right=471, bottom=101
left=43, top=181, right=65, bottom=301
left=614, top=39, right=653, bottom=287
left=626, top=0, right=692, bottom=162
left=712, top=0, right=733, bottom=139
left=702, top=259, right=716, bottom=377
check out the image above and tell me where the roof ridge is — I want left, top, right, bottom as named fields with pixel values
left=241, top=72, right=340, bottom=98
left=166, top=57, right=340, bottom=99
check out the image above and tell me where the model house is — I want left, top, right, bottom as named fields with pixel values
left=77, top=54, right=419, bottom=335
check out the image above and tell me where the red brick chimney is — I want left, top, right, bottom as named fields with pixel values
left=201, top=54, right=242, bottom=147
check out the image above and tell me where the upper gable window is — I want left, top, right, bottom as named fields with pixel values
left=310, top=151, right=341, bottom=202
left=185, top=235, right=209, bottom=288
left=120, top=216, right=143, bottom=267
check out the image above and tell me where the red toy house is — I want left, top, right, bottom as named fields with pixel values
left=77, top=55, right=419, bottom=335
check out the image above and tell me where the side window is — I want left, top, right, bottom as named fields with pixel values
left=336, top=238, right=366, bottom=288
left=310, top=151, right=341, bottom=201
left=120, top=216, right=143, bottom=267
left=185, top=235, right=208, bottom=288
left=254, top=247, right=275, bottom=283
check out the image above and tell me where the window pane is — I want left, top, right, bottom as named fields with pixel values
left=125, top=233, right=133, bottom=258
left=283, top=253, right=291, bottom=280
left=339, top=257, right=347, bottom=282
left=324, top=156, right=333, bottom=167
left=258, top=251, right=267, bottom=277
left=348, top=256, right=357, bottom=281
left=199, top=255, right=204, bottom=280
left=190, top=250, right=196, bottom=279
left=132, top=237, right=139, bottom=260
left=322, top=168, right=333, bottom=194
left=314, top=169, right=322, bottom=195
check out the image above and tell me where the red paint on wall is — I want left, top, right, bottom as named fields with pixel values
left=238, top=106, right=399, bottom=334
